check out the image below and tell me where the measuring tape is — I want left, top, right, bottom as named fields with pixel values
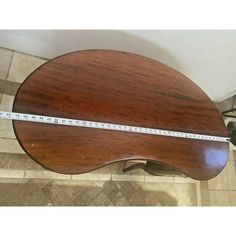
left=0, top=111, right=229, bottom=143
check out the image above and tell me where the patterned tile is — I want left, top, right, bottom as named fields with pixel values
left=0, top=180, right=50, bottom=206
left=42, top=180, right=65, bottom=199
left=73, top=190, right=94, bottom=206
left=0, top=176, right=203, bottom=206
left=116, top=181, right=136, bottom=201
left=145, top=192, right=162, bottom=206
left=127, top=187, right=147, bottom=206
left=110, top=191, right=128, bottom=206
left=102, top=181, right=120, bottom=202
left=85, top=183, right=102, bottom=200
left=174, top=183, right=197, bottom=206
left=93, top=191, right=113, bottom=206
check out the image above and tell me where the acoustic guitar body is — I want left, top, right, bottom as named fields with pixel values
left=12, top=50, right=229, bottom=180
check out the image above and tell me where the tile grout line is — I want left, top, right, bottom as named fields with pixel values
left=0, top=49, right=14, bottom=105
left=0, top=137, right=17, bottom=140
left=5, top=50, right=14, bottom=81
left=0, top=46, right=49, bottom=62
left=23, top=169, right=26, bottom=178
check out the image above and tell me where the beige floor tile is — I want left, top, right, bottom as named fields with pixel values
left=173, top=176, right=197, bottom=183
left=208, top=164, right=229, bottom=190
left=199, top=181, right=211, bottom=206
left=7, top=51, right=47, bottom=83
left=0, top=138, right=24, bottom=153
left=0, top=152, right=26, bottom=172
left=0, top=178, right=28, bottom=184
left=0, top=120, right=16, bottom=139
left=91, top=181, right=105, bottom=188
left=209, top=190, right=231, bottom=206
left=0, top=94, right=14, bottom=111
left=146, top=189, right=178, bottom=206
left=0, top=95, right=16, bottom=138
left=230, top=191, right=236, bottom=206
left=7, top=153, right=27, bottom=170
left=226, top=160, right=236, bottom=190
left=69, top=180, right=93, bottom=187
left=127, top=188, right=147, bottom=206
left=116, top=181, right=138, bottom=200
left=42, top=180, right=70, bottom=200
left=25, top=170, right=71, bottom=180
left=111, top=174, right=144, bottom=182
left=228, top=148, right=234, bottom=161
left=144, top=175, right=174, bottom=183
left=233, top=150, right=236, bottom=161
left=0, top=79, right=21, bottom=96
left=0, top=152, right=10, bottom=169
left=19, top=184, right=50, bottom=206
left=145, top=192, right=162, bottom=206
left=72, top=173, right=111, bottom=181
left=25, top=156, right=45, bottom=171
left=0, top=48, right=13, bottom=80
left=0, top=169, right=25, bottom=178
left=0, top=180, right=50, bottom=206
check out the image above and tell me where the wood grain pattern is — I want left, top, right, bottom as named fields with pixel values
left=12, top=50, right=229, bottom=180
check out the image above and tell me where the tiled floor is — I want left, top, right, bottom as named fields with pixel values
left=0, top=47, right=236, bottom=206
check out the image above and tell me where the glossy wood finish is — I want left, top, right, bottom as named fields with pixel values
left=12, top=50, right=229, bottom=180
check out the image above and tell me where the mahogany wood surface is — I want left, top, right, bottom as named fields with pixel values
left=12, top=50, right=229, bottom=180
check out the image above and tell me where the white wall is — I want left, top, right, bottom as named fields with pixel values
left=0, top=30, right=235, bottom=101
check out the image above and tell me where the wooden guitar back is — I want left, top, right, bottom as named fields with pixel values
left=12, top=50, right=229, bottom=180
